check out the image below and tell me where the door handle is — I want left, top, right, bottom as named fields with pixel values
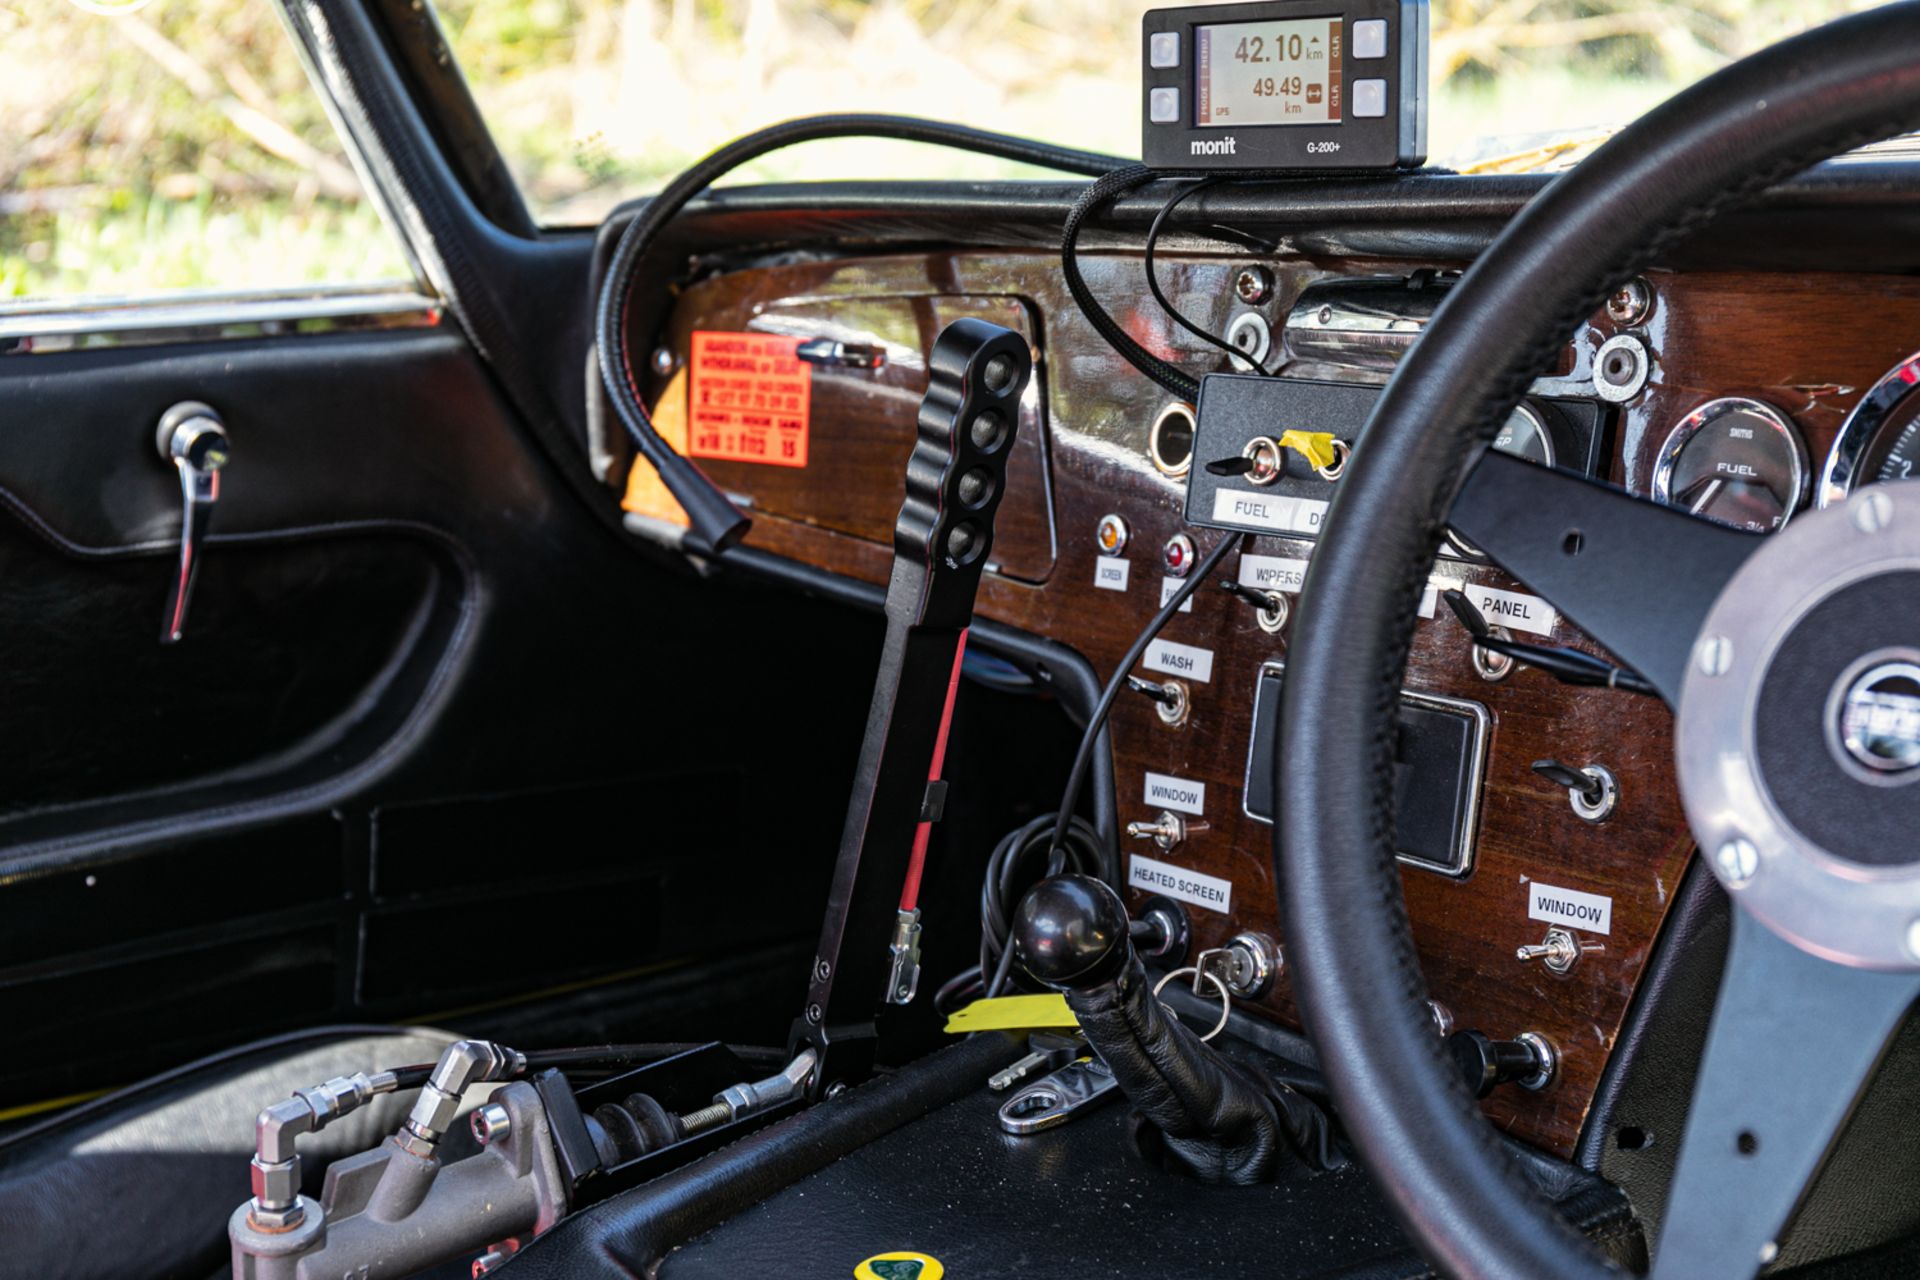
left=155, top=401, right=230, bottom=644
left=794, top=337, right=887, bottom=370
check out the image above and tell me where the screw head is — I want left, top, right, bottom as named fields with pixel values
left=469, top=1102, right=512, bottom=1147
left=1851, top=488, right=1895, bottom=534
left=1233, top=266, right=1273, bottom=305
left=1715, top=838, right=1760, bottom=888
left=650, top=347, right=675, bottom=376
left=806, top=1003, right=824, bottom=1024
left=814, top=959, right=831, bottom=981
left=1606, top=277, right=1654, bottom=327
left=1696, top=634, right=1734, bottom=678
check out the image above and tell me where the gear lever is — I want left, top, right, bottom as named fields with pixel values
left=1011, top=875, right=1339, bottom=1183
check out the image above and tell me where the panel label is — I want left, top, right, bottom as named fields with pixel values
left=1095, top=556, right=1131, bottom=592
left=1143, top=638, right=1214, bottom=683
left=1143, top=771, right=1206, bottom=816
left=1159, top=576, right=1194, bottom=612
left=1527, top=881, right=1613, bottom=935
left=1419, top=580, right=1559, bottom=638
left=687, top=331, right=812, bottom=468
left=1211, top=488, right=1328, bottom=536
left=1238, top=553, right=1311, bottom=594
left=1129, top=853, right=1233, bottom=914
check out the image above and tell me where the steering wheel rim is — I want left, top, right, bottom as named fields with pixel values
left=1277, top=7, right=1920, bottom=1279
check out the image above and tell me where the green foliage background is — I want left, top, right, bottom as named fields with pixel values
left=0, top=0, right=1888, bottom=299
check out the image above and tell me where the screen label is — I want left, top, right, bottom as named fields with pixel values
left=1197, top=17, right=1343, bottom=127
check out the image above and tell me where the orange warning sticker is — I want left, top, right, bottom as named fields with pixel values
left=687, top=331, right=812, bottom=468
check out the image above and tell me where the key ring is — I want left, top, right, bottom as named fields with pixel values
left=1153, top=965, right=1231, bottom=1042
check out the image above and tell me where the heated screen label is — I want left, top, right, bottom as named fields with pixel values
left=1130, top=853, right=1233, bottom=914
left=687, top=331, right=812, bottom=468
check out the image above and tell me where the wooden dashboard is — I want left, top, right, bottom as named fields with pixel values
left=634, top=248, right=1920, bottom=1156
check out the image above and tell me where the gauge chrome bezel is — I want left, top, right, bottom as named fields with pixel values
left=1651, top=395, right=1808, bottom=532
left=1446, top=403, right=1554, bottom=559
left=1493, top=401, right=1555, bottom=470
left=1818, top=350, right=1920, bottom=508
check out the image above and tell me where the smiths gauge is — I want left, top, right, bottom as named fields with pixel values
left=1819, top=350, right=1920, bottom=506
left=1142, top=0, right=1428, bottom=171
left=1652, top=397, right=1808, bottom=534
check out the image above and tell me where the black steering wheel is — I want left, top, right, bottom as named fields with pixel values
left=1278, top=6, right=1920, bottom=1278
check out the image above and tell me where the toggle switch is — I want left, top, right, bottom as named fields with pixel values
left=1516, top=924, right=1603, bottom=974
left=1127, top=675, right=1190, bottom=726
left=1531, top=759, right=1619, bottom=822
left=1126, top=809, right=1187, bottom=851
left=1220, top=579, right=1289, bottom=633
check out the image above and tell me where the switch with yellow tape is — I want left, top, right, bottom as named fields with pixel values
left=1279, top=430, right=1340, bottom=473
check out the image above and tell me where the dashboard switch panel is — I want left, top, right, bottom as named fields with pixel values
left=1185, top=374, right=1607, bottom=538
left=1243, top=662, right=1488, bottom=876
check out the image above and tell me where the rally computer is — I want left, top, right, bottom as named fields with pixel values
left=1142, top=0, right=1428, bottom=172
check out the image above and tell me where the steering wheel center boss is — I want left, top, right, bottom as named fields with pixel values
left=1142, top=0, right=1428, bottom=171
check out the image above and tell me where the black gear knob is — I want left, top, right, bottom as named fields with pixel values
left=1012, top=874, right=1133, bottom=990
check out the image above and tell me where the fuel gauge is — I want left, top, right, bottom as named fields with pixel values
left=1652, top=397, right=1807, bottom=534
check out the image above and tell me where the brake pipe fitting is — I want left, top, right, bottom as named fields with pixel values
left=396, top=1040, right=525, bottom=1160
left=249, top=1071, right=400, bottom=1230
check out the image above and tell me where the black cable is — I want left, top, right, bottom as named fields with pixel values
left=1145, top=177, right=1272, bottom=376
left=596, top=114, right=1128, bottom=554
left=521, top=1042, right=789, bottom=1074
left=1046, top=531, right=1247, bottom=871
left=1060, top=165, right=1201, bottom=403
left=937, top=811, right=1106, bottom=1007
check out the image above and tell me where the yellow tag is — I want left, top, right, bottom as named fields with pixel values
left=943, top=994, right=1079, bottom=1034
left=1279, top=429, right=1339, bottom=472
left=856, top=1253, right=945, bottom=1280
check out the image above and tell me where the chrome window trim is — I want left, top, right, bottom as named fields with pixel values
left=275, top=0, right=457, bottom=308
left=0, top=285, right=440, bottom=356
left=0, top=1, right=444, bottom=356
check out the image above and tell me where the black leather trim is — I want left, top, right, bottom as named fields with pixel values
left=1069, top=952, right=1339, bottom=1183
left=1276, top=7, right=1920, bottom=1278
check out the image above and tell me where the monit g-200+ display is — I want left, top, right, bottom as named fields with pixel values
left=1142, top=0, right=1428, bottom=171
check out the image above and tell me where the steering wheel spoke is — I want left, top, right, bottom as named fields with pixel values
left=1449, top=451, right=1762, bottom=705
left=1651, top=909, right=1920, bottom=1279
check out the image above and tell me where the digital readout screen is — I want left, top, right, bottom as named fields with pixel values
left=1196, top=17, right=1343, bottom=127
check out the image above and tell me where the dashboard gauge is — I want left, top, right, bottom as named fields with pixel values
left=1491, top=402, right=1556, bottom=468
left=1444, top=404, right=1560, bottom=559
left=1652, top=397, right=1807, bottom=534
left=1819, top=350, right=1920, bottom=506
